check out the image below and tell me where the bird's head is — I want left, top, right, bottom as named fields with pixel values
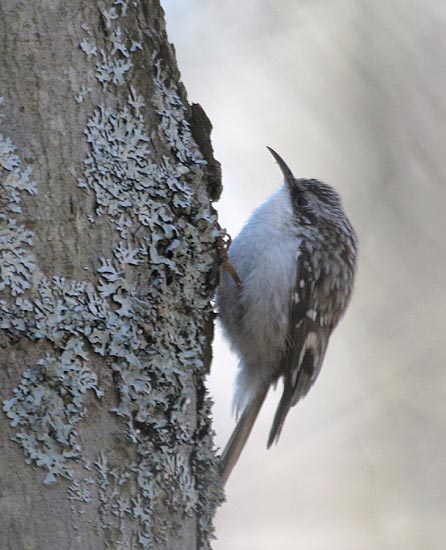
left=267, top=147, right=344, bottom=224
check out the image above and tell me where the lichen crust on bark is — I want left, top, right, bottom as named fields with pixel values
left=0, top=1, right=223, bottom=548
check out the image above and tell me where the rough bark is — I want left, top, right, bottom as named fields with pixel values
left=0, top=1, right=223, bottom=549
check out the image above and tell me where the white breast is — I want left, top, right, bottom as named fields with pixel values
left=218, top=186, right=301, bottom=411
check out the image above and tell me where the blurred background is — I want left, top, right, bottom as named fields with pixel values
left=163, top=1, right=446, bottom=549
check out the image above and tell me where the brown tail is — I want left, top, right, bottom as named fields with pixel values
left=220, top=388, right=268, bottom=485
left=267, top=381, right=293, bottom=448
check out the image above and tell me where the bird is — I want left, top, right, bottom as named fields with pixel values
left=217, top=147, right=358, bottom=485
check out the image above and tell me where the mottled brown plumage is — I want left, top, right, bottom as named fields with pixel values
left=218, top=148, right=358, bottom=484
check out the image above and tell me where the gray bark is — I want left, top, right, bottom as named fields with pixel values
left=0, top=1, right=223, bottom=549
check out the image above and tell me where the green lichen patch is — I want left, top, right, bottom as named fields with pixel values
left=3, top=338, right=102, bottom=484
left=1, top=1, right=224, bottom=547
left=0, top=134, right=37, bottom=296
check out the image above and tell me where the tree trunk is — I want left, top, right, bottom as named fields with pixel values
left=0, top=1, right=223, bottom=548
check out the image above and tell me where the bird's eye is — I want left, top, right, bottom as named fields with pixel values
left=297, top=196, right=308, bottom=207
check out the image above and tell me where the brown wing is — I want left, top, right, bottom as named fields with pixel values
left=267, top=247, right=332, bottom=448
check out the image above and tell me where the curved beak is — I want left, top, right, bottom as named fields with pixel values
left=266, top=147, right=295, bottom=187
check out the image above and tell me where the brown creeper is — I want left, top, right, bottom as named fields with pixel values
left=217, top=147, right=358, bottom=484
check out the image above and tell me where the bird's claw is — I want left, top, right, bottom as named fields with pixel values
left=217, top=233, right=242, bottom=288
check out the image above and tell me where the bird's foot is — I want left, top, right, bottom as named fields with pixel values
left=217, top=233, right=242, bottom=288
